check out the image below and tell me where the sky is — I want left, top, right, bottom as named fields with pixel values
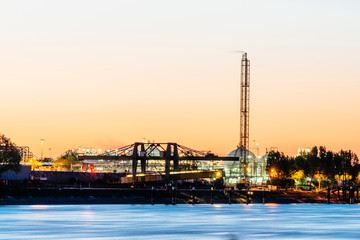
left=1, top=0, right=360, bottom=158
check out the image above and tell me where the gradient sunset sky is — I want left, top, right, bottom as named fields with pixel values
left=1, top=1, right=359, bottom=158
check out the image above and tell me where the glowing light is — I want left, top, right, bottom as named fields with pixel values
left=212, top=204, right=223, bottom=208
left=31, top=205, right=49, bottom=209
left=266, top=203, right=278, bottom=207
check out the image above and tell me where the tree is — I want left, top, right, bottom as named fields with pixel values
left=0, top=134, right=21, bottom=173
left=266, top=150, right=292, bottom=179
left=290, top=170, right=305, bottom=187
left=337, top=150, right=359, bottom=181
left=313, top=172, right=327, bottom=190
left=307, top=146, right=321, bottom=178
left=294, top=155, right=309, bottom=175
left=324, top=149, right=335, bottom=179
left=265, top=146, right=360, bottom=187
left=54, top=150, right=78, bottom=170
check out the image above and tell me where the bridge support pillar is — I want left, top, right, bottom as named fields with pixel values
left=173, top=144, right=179, bottom=172
left=132, top=142, right=145, bottom=186
left=165, top=143, right=180, bottom=184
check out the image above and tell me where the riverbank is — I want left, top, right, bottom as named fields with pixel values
left=0, top=187, right=352, bottom=205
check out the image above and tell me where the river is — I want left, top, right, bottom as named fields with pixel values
left=0, top=204, right=359, bottom=239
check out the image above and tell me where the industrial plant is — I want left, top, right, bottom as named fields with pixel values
left=57, top=52, right=269, bottom=186
left=2, top=53, right=269, bottom=187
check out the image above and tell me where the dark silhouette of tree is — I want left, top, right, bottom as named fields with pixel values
left=307, top=147, right=321, bottom=178
left=336, top=150, right=359, bottom=181
left=318, top=146, right=328, bottom=173
left=266, top=150, right=292, bottom=179
left=321, top=147, right=335, bottom=178
left=294, top=154, right=309, bottom=175
left=0, top=134, right=21, bottom=174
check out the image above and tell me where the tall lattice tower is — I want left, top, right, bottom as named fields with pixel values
left=239, top=53, right=250, bottom=179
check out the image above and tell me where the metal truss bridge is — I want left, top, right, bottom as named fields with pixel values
left=77, top=142, right=239, bottom=185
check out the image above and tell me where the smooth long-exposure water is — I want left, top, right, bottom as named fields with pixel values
left=0, top=204, right=359, bottom=239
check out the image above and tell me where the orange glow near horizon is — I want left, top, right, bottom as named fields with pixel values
left=1, top=1, right=360, bottom=159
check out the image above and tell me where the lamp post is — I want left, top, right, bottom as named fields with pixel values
left=40, top=139, right=44, bottom=164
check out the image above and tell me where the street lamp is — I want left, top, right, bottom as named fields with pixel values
left=40, top=139, right=44, bottom=163
left=270, top=168, right=277, bottom=186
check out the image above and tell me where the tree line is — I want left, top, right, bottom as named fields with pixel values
left=266, top=146, right=360, bottom=186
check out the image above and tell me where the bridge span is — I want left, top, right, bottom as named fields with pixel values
left=77, top=142, right=239, bottom=185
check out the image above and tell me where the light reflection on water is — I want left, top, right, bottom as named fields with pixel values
left=0, top=204, right=360, bottom=239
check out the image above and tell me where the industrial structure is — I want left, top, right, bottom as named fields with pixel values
left=77, top=142, right=237, bottom=185
left=222, top=52, right=268, bottom=184
left=13, top=52, right=269, bottom=186
left=238, top=52, right=251, bottom=180
left=61, top=52, right=268, bottom=185
left=224, top=52, right=260, bottom=183
left=75, top=141, right=268, bottom=185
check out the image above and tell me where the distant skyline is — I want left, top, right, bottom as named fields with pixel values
left=1, top=1, right=359, bottom=158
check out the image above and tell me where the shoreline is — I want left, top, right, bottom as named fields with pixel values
left=0, top=187, right=352, bottom=205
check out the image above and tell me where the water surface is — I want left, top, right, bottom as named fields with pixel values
left=0, top=204, right=359, bottom=239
